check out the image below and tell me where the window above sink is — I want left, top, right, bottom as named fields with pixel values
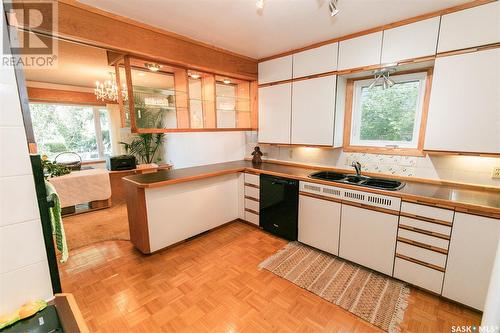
left=344, top=69, right=433, bottom=157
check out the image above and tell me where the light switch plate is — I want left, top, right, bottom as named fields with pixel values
left=492, top=167, right=500, bottom=179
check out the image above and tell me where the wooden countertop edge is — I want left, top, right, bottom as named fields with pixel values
left=54, top=293, right=90, bottom=333
left=122, top=162, right=500, bottom=218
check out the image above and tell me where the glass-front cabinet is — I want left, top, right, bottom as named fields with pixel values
left=115, top=56, right=256, bottom=133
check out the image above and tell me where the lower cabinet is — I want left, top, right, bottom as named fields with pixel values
left=298, top=194, right=341, bottom=255
left=393, top=257, right=444, bottom=294
left=339, top=204, right=399, bottom=276
left=442, top=213, right=500, bottom=310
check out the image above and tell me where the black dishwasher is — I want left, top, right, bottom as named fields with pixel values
left=259, top=174, right=299, bottom=240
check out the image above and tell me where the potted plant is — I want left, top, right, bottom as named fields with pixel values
left=119, top=111, right=165, bottom=164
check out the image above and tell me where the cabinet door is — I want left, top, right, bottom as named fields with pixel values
left=338, top=32, right=382, bottom=70
left=381, top=17, right=439, bottom=64
left=339, top=204, right=398, bottom=275
left=258, top=56, right=293, bottom=84
left=424, top=48, right=500, bottom=153
left=292, top=43, right=338, bottom=78
left=442, top=213, right=500, bottom=310
left=258, top=83, right=292, bottom=144
left=291, top=75, right=336, bottom=146
left=298, top=195, right=341, bottom=255
left=438, top=1, right=500, bottom=53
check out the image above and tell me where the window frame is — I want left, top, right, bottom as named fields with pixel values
left=343, top=68, right=433, bottom=156
left=30, top=102, right=111, bottom=162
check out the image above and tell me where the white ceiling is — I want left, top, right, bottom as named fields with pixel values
left=77, top=0, right=470, bottom=59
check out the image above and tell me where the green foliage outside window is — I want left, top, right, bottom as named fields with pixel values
left=359, top=81, right=420, bottom=142
left=30, top=104, right=111, bottom=161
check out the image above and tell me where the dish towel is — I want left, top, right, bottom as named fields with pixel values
left=45, top=181, right=69, bottom=263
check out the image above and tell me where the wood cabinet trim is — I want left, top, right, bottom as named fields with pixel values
left=395, top=253, right=446, bottom=272
left=299, top=191, right=343, bottom=204
left=397, top=236, right=448, bottom=254
left=398, top=224, right=450, bottom=240
left=399, top=211, right=453, bottom=227
left=245, top=196, right=259, bottom=202
left=244, top=208, right=259, bottom=215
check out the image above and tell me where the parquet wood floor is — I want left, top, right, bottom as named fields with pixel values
left=58, top=221, right=481, bottom=333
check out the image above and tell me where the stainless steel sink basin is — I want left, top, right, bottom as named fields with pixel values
left=309, top=171, right=405, bottom=191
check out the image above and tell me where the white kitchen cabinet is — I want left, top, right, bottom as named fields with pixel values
left=298, top=194, right=341, bottom=255
left=291, top=75, right=336, bottom=146
left=258, top=83, right=292, bottom=144
left=442, top=213, right=500, bottom=310
left=438, top=1, right=500, bottom=53
left=381, top=17, right=440, bottom=64
left=338, top=32, right=383, bottom=70
left=292, top=43, right=338, bottom=78
left=339, top=204, right=398, bottom=275
left=258, top=56, right=293, bottom=84
left=424, top=48, right=500, bottom=153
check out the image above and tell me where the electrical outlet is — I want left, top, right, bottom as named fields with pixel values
left=492, top=167, right=500, bottom=179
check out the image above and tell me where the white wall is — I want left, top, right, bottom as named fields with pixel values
left=0, top=13, right=53, bottom=313
left=163, top=131, right=250, bottom=168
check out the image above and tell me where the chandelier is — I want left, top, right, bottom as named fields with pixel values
left=94, top=72, right=128, bottom=102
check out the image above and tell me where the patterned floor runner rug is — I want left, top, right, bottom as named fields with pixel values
left=259, top=242, right=410, bottom=333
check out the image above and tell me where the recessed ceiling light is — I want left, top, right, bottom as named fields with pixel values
left=223, top=78, right=231, bottom=84
left=144, top=63, right=161, bottom=72
left=189, top=72, right=201, bottom=79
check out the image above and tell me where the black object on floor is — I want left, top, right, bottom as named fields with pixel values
left=1, top=305, right=63, bottom=333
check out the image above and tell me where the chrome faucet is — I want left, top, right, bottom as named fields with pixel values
left=351, top=161, right=362, bottom=176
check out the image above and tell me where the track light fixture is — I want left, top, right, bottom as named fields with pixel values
left=329, top=0, right=340, bottom=17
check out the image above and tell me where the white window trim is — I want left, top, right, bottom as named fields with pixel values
left=350, top=72, right=427, bottom=149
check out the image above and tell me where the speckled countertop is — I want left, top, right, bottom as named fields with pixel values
left=124, top=160, right=500, bottom=216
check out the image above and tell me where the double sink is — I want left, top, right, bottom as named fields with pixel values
left=309, top=171, right=405, bottom=191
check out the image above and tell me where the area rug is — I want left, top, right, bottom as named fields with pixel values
left=63, top=204, right=130, bottom=250
left=259, top=242, right=409, bottom=333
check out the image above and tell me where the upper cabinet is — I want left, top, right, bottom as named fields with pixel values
left=258, top=83, right=292, bottom=144
left=292, top=43, right=338, bottom=78
left=425, top=48, right=500, bottom=154
left=291, top=75, right=336, bottom=145
left=338, top=31, right=383, bottom=70
left=438, top=1, right=500, bottom=53
left=381, top=17, right=440, bottom=64
left=117, top=56, right=256, bottom=133
left=258, top=56, right=293, bottom=84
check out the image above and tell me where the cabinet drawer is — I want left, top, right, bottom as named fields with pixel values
left=245, top=211, right=259, bottom=225
left=398, top=228, right=449, bottom=250
left=401, top=201, right=454, bottom=223
left=399, top=216, right=452, bottom=236
left=245, top=198, right=259, bottom=212
left=394, top=257, right=444, bottom=294
left=396, top=241, right=447, bottom=268
left=244, top=173, right=260, bottom=186
left=245, top=186, right=259, bottom=200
